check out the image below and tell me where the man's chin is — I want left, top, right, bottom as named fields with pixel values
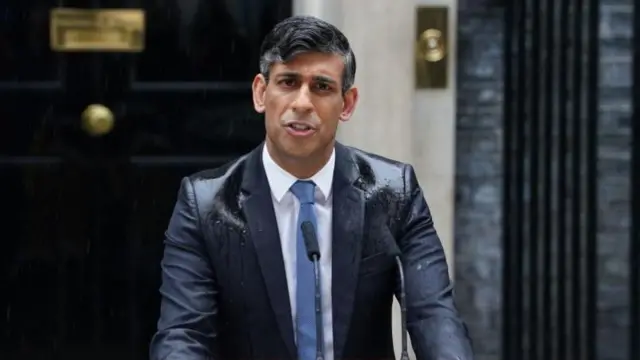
left=270, top=137, right=332, bottom=161
left=284, top=149, right=316, bottom=161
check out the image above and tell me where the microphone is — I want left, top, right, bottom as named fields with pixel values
left=384, top=234, right=409, bottom=360
left=301, top=221, right=320, bottom=261
left=301, top=221, right=324, bottom=360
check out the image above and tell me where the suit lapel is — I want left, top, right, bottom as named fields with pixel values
left=240, top=145, right=296, bottom=359
left=331, top=143, right=364, bottom=360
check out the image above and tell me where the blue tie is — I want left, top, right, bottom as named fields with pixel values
left=290, top=180, right=319, bottom=360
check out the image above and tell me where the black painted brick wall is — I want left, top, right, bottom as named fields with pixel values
left=455, top=3, right=504, bottom=360
left=454, top=1, right=633, bottom=360
left=596, top=1, right=632, bottom=359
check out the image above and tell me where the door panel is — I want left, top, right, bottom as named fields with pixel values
left=0, top=1, right=60, bottom=83
left=129, top=0, right=288, bottom=84
left=0, top=0, right=290, bottom=358
left=117, top=93, right=263, bottom=156
left=133, top=0, right=254, bottom=82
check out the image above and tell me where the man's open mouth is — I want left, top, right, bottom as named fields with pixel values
left=286, top=123, right=314, bottom=131
left=284, top=122, right=316, bottom=137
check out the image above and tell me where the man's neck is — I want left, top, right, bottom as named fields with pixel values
left=265, top=141, right=334, bottom=179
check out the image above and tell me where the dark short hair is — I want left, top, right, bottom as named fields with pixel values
left=259, top=15, right=356, bottom=93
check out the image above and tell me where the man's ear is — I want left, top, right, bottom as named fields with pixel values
left=339, top=86, right=359, bottom=122
left=252, top=74, right=267, bottom=113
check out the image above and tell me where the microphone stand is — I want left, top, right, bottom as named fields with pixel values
left=302, top=221, right=324, bottom=360
left=395, top=256, right=409, bottom=360
left=311, top=254, right=324, bottom=360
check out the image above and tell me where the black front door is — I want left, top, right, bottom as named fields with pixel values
left=0, top=0, right=290, bottom=358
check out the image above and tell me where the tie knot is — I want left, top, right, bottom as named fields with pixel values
left=290, top=180, right=316, bottom=204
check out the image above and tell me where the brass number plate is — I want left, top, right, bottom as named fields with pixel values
left=50, top=8, right=145, bottom=52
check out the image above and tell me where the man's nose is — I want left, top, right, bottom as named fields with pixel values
left=291, top=86, right=313, bottom=112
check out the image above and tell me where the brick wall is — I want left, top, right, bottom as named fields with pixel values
left=597, top=1, right=632, bottom=359
left=455, top=2, right=504, bottom=360
left=454, top=1, right=633, bottom=359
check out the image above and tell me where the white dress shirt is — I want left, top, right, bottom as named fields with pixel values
left=262, top=146, right=335, bottom=360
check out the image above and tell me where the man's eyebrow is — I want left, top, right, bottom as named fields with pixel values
left=275, top=72, right=300, bottom=78
left=313, top=75, right=337, bottom=84
left=274, top=72, right=338, bottom=85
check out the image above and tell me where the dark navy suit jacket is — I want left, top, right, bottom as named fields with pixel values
left=149, top=143, right=474, bottom=360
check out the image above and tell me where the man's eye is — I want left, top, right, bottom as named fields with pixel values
left=279, top=79, right=296, bottom=87
left=315, top=83, right=331, bottom=91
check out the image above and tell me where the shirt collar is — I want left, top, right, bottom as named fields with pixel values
left=262, top=145, right=335, bottom=203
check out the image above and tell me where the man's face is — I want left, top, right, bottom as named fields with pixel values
left=252, top=52, right=358, bottom=162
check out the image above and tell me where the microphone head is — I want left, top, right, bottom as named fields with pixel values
left=301, top=221, right=321, bottom=260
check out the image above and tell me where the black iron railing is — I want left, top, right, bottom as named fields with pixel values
left=630, top=0, right=640, bottom=357
left=503, top=0, right=599, bottom=359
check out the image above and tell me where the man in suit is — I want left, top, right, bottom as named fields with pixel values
left=150, top=15, right=474, bottom=360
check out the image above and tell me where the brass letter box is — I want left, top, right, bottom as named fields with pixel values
left=50, top=8, right=145, bottom=52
